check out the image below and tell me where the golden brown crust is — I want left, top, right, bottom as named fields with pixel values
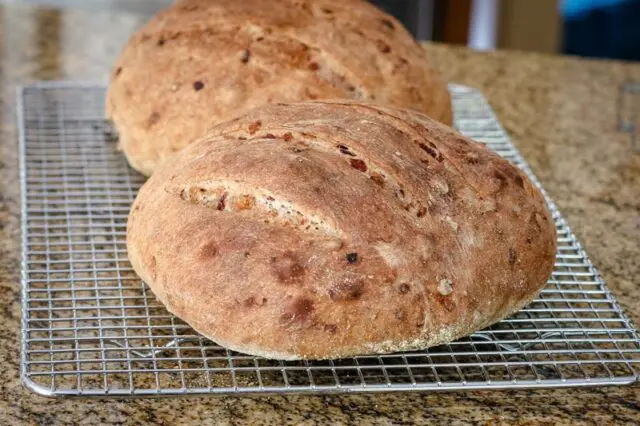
left=127, top=101, right=556, bottom=360
left=106, top=0, right=452, bottom=176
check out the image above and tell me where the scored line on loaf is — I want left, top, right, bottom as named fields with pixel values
left=249, top=25, right=368, bottom=98
left=214, top=126, right=422, bottom=207
left=167, top=178, right=343, bottom=237
left=207, top=102, right=483, bottom=221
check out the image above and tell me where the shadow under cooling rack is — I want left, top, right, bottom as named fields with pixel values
left=18, top=82, right=640, bottom=397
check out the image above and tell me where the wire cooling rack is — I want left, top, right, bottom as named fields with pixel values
left=18, top=82, right=640, bottom=397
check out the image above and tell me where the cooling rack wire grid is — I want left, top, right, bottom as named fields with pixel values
left=18, top=82, right=640, bottom=397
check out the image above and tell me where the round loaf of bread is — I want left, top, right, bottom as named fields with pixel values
left=127, top=101, right=557, bottom=360
left=106, top=0, right=452, bottom=176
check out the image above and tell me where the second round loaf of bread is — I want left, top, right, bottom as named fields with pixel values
left=106, top=0, right=452, bottom=175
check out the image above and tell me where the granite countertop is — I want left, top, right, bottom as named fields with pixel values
left=0, top=3, right=639, bottom=425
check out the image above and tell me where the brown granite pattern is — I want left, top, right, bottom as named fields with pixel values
left=0, top=4, right=639, bottom=425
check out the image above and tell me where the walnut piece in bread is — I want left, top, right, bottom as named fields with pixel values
left=127, top=101, right=556, bottom=360
left=106, top=0, right=452, bottom=176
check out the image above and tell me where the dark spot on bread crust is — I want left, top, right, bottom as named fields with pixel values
left=419, top=142, right=443, bottom=162
left=338, top=144, right=355, bottom=156
left=399, top=283, right=410, bottom=294
left=193, top=81, right=204, bottom=91
left=241, top=49, right=251, bottom=63
left=280, top=312, right=293, bottom=323
left=146, top=111, right=160, bottom=128
left=376, top=40, right=391, bottom=53
left=346, top=252, right=359, bottom=264
left=496, top=164, right=527, bottom=191
left=328, top=277, right=364, bottom=301
left=381, top=18, right=395, bottom=30
left=493, top=170, right=508, bottom=190
left=199, top=241, right=218, bottom=259
left=114, top=67, right=122, bottom=77
left=283, top=132, right=293, bottom=142
left=216, top=192, right=227, bottom=210
left=416, top=206, right=427, bottom=218
left=465, top=151, right=480, bottom=164
left=308, top=62, right=320, bottom=71
left=530, top=212, right=543, bottom=231
left=244, top=296, right=267, bottom=307
left=271, top=251, right=305, bottom=283
left=323, top=323, right=338, bottom=333
left=494, top=170, right=506, bottom=181
left=350, top=159, right=367, bottom=172
left=370, top=172, right=385, bottom=186
left=157, top=37, right=165, bottom=46
left=263, top=133, right=276, bottom=139
left=321, top=7, right=333, bottom=14
left=280, top=298, right=314, bottom=323
left=248, top=120, right=262, bottom=135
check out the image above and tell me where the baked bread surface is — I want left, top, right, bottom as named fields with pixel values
left=106, top=0, right=453, bottom=176
left=127, top=101, right=557, bottom=360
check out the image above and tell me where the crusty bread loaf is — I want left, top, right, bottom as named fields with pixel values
left=106, top=0, right=452, bottom=176
left=127, top=100, right=556, bottom=360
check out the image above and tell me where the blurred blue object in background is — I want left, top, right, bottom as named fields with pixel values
left=562, top=0, right=640, bottom=60
left=561, top=0, right=629, bottom=17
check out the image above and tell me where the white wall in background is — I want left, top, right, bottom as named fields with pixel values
left=468, top=0, right=499, bottom=50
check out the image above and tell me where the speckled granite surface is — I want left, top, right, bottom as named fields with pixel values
left=0, top=4, right=639, bottom=425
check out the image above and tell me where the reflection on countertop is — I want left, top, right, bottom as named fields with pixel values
left=0, top=2, right=639, bottom=425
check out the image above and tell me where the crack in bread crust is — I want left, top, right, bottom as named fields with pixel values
left=166, top=179, right=343, bottom=237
